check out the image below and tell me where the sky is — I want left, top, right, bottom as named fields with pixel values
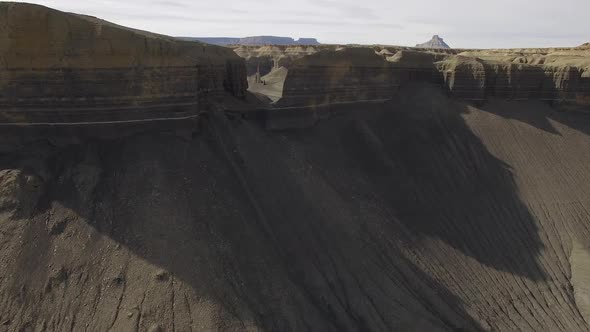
left=19, top=0, right=590, bottom=48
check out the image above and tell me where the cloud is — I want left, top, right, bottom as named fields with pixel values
left=149, top=1, right=188, bottom=8
left=312, top=0, right=379, bottom=19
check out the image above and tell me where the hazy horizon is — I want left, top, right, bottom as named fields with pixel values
left=17, top=0, right=590, bottom=48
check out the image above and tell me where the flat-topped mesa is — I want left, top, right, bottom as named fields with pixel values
left=0, top=3, right=247, bottom=124
left=183, top=36, right=321, bottom=46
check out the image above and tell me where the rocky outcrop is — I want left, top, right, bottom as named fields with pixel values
left=278, top=48, right=401, bottom=106
left=277, top=48, right=450, bottom=106
left=436, top=56, right=590, bottom=102
left=233, top=45, right=321, bottom=76
left=275, top=46, right=590, bottom=107
left=0, top=3, right=247, bottom=124
left=416, top=35, right=451, bottom=49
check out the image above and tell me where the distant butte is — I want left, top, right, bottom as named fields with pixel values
left=177, top=36, right=321, bottom=46
left=416, top=35, right=451, bottom=49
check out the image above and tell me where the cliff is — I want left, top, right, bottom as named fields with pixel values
left=436, top=56, right=590, bottom=102
left=276, top=47, right=450, bottom=107
left=0, top=3, right=247, bottom=124
left=272, top=46, right=590, bottom=107
left=233, top=45, right=322, bottom=76
left=278, top=48, right=400, bottom=106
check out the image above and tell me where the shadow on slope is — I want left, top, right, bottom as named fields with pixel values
left=476, top=99, right=562, bottom=135
left=281, top=84, right=547, bottom=281
left=0, top=84, right=548, bottom=330
left=0, top=124, right=485, bottom=330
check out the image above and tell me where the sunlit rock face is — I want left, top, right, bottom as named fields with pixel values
left=436, top=56, right=590, bottom=102
left=278, top=48, right=403, bottom=107
left=0, top=3, right=247, bottom=123
left=272, top=45, right=590, bottom=108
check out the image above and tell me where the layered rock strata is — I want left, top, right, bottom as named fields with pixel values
left=437, top=57, right=590, bottom=102
left=278, top=48, right=404, bottom=107
left=0, top=3, right=247, bottom=124
left=274, top=47, right=590, bottom=107
left=233, top=45, right=321, bottom=76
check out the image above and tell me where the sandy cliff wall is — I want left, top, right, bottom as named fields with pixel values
left=275, top=47, right=590, bottom=107
left=278, top=48, right=404, bottom=106
left=0, top=3, right=247, bottom=123
left=437, top=57, right=590, bottom=102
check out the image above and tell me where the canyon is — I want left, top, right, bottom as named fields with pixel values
left=2, top=2, right=590, bottom=332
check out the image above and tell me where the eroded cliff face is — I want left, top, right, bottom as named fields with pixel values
left=436, top=56, right=590, bottom=102
left=271, top=46, right=590, bottom=107
left=0, top=3, right=247, bottom=123
left=233, top=45, right=322, bottom=76
left=278, top=48, right=403, bottom=106
left=276, top=47, right=452, bottom=107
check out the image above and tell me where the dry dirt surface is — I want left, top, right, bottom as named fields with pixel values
left=2, top=85, right=590, bottom=331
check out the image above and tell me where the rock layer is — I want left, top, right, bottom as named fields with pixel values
left=0, top=3, right=247, bottom=124
left=279, top=48, right=402, bottom=106
left=273, top=46, right=590, bottom=107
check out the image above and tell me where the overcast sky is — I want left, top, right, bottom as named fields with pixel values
left=21, top=0, right=589, bottom=48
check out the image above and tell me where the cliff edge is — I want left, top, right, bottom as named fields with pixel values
left=0, top=2, right=247, bottom=124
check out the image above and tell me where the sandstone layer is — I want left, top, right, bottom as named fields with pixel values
left=0, top=3, right=247, bottom=124
left=264, top=46, right=590, bottom=107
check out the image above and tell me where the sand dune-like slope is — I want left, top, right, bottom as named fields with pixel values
left=2, top=85, right=590, bottom=331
